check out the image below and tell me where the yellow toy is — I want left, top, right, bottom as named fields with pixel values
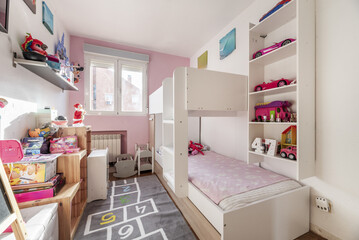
left=28, top=128, right=40, bottom=137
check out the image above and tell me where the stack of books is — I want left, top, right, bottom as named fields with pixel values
left=2, top=153, right=65, bottom=203
left=12, top=173, right=66, bottom=203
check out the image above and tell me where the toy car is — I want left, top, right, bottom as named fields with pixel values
left=259, top=0, right=292, bottom=22
left=254, top=78, right=294, bottom=92
left=280, top=146, right=297, bottom=160
left=252, top=38, right=296, bottom=59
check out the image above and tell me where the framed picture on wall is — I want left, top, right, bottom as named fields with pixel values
left=219, top=28, right=236, bottom=60
left=23, top=0, right=36, bottom=14
left=0, top=0, right=9, bottom=33
left=42, top=1, right=53, bottom=34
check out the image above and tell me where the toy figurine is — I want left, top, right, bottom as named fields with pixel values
left=73, top=103, right=86, bottom=127
left=56, top=33, right=73, bottom=82
left=72, top=63, right=84, bottom=83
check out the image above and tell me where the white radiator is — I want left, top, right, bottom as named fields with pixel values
left=91, top=134, right=121, bottom=163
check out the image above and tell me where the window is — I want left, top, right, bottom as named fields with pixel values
left=84, top=53, right=148, bottom=115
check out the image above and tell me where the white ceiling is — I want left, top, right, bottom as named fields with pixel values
left=52, top=0, right=253, bottom=58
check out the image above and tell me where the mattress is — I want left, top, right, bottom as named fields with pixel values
left=188, top=151, right=301, bottom=210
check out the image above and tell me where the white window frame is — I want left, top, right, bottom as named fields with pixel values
left=84, top=52, right=148, bottom=116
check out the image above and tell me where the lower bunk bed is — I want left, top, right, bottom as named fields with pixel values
left=187, top=151, right=310, bottom=240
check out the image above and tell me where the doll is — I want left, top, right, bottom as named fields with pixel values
left=73, top=103, right=86, bottom=127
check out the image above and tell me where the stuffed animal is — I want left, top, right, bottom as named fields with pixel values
left=188, top=141, right=204, bottom=155
left=28, top=128, right=40, bottom=137
left=21, top=33, right=48, bottom=56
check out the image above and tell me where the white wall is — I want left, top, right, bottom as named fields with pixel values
left=190, top=0, right=359, bottom=239
left=0, top=0, right=70, bottom=139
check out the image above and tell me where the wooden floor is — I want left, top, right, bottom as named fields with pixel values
left=110, top=162, right=326, bottom=240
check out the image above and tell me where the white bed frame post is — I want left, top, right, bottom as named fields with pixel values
left=173, top=67, right=189, bottom=197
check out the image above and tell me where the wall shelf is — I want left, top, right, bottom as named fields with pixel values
left=248, top=151, right=297, bottom=165
left=13, top=58, right=78, bottom=91
left=249, top=41, right=296, bottom=65
left=250, top=0, right=297, bottom=35
left=249, top=122, right=297, bottom=125
left=249, top=84, right=297, bottom=96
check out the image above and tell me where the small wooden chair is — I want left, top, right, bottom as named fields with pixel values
left=134, top=143, right=154, bottom=176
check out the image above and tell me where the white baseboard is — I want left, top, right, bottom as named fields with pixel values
left=311, top=223, right=341, bottom=240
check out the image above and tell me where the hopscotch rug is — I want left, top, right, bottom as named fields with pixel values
left=74, top=175, right=196, bottom=240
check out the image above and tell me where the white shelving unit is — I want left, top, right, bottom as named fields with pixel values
left=13, top=58, right=78, bottom=91
left=247, top=0, right=315, bottom=180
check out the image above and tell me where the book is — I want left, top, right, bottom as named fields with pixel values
left=14, top=177, right=66, bottom=203
left=11, top=173, right=63, bottom=191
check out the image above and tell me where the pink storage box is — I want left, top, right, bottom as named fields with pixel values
left=14, top=188, right=53, bottom=203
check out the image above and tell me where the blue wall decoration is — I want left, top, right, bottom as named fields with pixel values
left=219, top=28, right=236, bottom=60
left=42, top=1, right=53, bottom=34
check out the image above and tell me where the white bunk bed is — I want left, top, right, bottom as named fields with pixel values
left=149, top=67, right=309, bottom=240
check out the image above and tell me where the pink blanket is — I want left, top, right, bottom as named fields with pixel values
left=188, top=151, right=289, bottom=204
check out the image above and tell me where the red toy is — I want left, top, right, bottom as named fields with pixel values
left=254, top=78, right=294, bottom=92
left=21, top=33, right=48, bottom=56
left=280, top=146, right=297, bottom=160
left=188, top=141, right=204, bottom=155
left=252, top=38, right=296, bottom=59
left=73, top=103, right=86, bottom=126
left=259, top=0, right=292, bottom=22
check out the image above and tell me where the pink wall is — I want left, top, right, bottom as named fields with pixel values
left=69, top=36, right=189, bottom=155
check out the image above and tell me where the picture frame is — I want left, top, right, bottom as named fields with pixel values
left=0, top=0, right=10, bottom=33
left=42, top=1, right=53, bottom=34
left=197, top=51, right=208, bottom=69
left=219, top=28, right=236, bottom=60
left=23, top=0, right=36, bottom=14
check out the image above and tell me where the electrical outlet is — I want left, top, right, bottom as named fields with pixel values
left=316, top=196, right=331, bottom=212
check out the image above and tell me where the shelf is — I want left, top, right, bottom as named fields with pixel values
left=248, top=150, right=297, bottom=164
left=163, top=119, right=174, bottom=124
left=14, top=58, right=78, bottom=91
left=61, top=150, right=87, bottom=160
left=250, top=0, right=296, bottom=35
left=249, top=84, right=296, bottom=96
left=18, top=182, right=80, bottom=209
left=249, top=122, right=297, bottom=125
left=250, top=41, right=296, bottom=65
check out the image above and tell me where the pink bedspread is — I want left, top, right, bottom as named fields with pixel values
left=188, top=151, right=289, bottom=204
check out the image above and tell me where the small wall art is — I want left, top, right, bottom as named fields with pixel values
left=23, top=0, right=36, bottom=14
left=42, top=1, right=53, bottom=34
left=0, top=0, right=10, bottom=33
left=219, top=28, right=236, bottom=60
left=197, top=51, right=208, bottom=69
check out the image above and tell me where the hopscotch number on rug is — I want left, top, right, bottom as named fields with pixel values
left=84, top=178, right=168, bottom=240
